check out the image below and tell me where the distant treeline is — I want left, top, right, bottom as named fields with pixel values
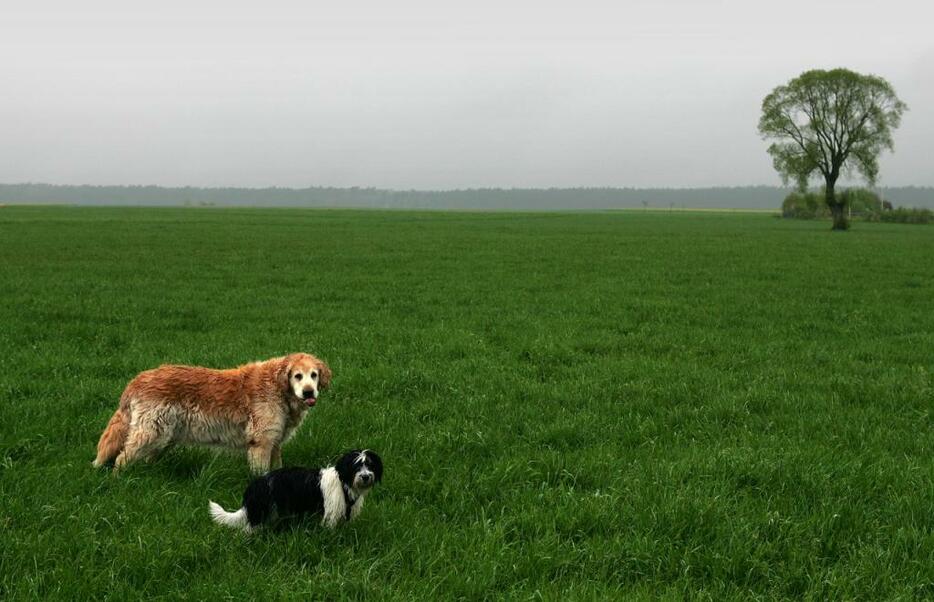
left=2, top=183, right=932, bottom=210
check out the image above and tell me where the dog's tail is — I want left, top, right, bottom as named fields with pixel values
left=209, top=501, right=251, bottom=532
left=93, top=405, right=130, bottom=468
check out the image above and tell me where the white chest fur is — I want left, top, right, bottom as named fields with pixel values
left=319, top=467, right=367, bottom=527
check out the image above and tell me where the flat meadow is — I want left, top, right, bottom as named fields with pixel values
left=1, top=206, right=932, bottom=600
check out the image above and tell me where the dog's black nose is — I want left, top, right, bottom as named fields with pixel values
left=360, top=474, right=372, bottom=484
left=303, top=390, right=316, bottom=399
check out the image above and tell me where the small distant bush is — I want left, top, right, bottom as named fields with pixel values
left=781, top=191, right=827, bottom=218
left=839, top=188, right=881, bottom=215
left=779, top=188, right=930, bottom=224
left=866, top=207, right=933, bottom=224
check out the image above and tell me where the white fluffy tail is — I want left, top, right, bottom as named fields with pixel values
left=208, top=501, right=250, bottom=532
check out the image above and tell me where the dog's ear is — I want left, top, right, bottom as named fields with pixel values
left=316, top=357, right=332, bottom=390
left=335, top=451, right=358, bottom=484
left=276, top=356, right=293, bottom=393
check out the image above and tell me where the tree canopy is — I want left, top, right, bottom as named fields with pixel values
left=758, top=68, right=906, bottom=229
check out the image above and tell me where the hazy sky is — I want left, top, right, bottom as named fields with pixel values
left=2, top=1, right=931, bottom=189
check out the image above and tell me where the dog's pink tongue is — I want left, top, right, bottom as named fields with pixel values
left=305, top=398, right=316, bottom=407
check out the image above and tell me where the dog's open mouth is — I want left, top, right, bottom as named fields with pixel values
left=304, top=397, right=317, bottom=407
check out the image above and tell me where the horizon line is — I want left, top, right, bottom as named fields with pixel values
left=3, top=182, right=932, bottom=192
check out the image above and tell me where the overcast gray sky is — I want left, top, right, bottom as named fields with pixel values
left=2, top=1, right=931, bottom=189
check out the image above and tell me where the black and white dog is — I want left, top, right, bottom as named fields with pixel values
left=209, top=450, right=383, bottom=532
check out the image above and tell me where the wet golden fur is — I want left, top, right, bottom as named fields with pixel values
left=94, top=353, right=331, bottom=474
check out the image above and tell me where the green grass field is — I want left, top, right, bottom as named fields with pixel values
left=1, top=206, right=932, bottom=600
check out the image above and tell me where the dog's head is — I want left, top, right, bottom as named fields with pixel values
left=336, top=449, right=383, bottom=494
left=279, top=353, right=332, bottom=407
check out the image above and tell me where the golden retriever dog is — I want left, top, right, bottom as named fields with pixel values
left=93, top=353, right=331, bottom=474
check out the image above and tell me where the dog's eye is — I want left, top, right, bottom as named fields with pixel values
left=311, top=371, right=318, bottom=379
left=294, top=373, right=302, bottom=380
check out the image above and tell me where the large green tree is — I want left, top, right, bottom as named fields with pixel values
left=759, top=68, right=906, bottom=230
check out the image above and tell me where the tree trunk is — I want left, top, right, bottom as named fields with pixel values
left=830, top=202, right=848, bottom=230
left=825, top=177, right=848, bottom=231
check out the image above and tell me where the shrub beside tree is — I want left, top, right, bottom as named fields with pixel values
left=840, top=188, right=882, bottom=215
left=781, top=191, right=828, bottom=219
left=782, top=187, right=931, bottom=224
left=867, top=207, right=933, bottom=224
